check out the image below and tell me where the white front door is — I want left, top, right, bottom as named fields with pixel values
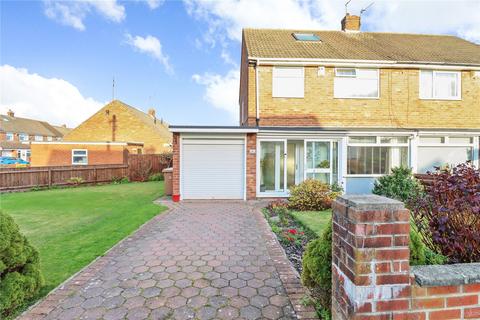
left=258, top=140, right=287, bottom=195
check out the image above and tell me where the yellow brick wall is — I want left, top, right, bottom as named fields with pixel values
left=65, top=101, right=172, bottom=153
left=244, top=65, right=480, bottom=129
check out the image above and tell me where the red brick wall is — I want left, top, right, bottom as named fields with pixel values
left=246, top=133, right=257, bottom=199
left=172, top=132, right=180, bottom=200
left=332, top=195, right=480, bottom=320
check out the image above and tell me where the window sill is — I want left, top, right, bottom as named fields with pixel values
left=333, top=96, right=380, bottom=100
left=419, top=97, right=462, bottom=101
left=272, top=96, right=305, bottom=99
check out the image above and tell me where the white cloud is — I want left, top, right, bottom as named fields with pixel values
left=192, top=69, right=239, bottom=117
left=44, top=0, right=126, bottom=31
left=144, top=0, right=164, bottom=9
left=125, top=34, right=173, bottom=74
left=0, top=65, right=103, bottom=127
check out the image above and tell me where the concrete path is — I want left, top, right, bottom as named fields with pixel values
left=20, top=201, right=317, bottom=320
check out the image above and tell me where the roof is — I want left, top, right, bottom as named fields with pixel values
left=0, top=114, right=70, bottom=137
left=170, top=125, right=258, bottom=133
left=243, top=29, right=480, bottom=66
left=0, top=141, right=30, bottom=150
left=52, top=125, right=72, bottom=136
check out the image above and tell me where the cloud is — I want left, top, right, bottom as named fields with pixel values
left=192, top=69, right=239, bottom=117
left=44, top=0, right=126, bottom=30
left=0, top=65, right=103, bottom=127
left=125, top=34, right=173, bottom=74
left=144, top=0, right=164, bottom=9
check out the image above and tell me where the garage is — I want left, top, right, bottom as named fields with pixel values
left=181, top=137, right=245, bottom=199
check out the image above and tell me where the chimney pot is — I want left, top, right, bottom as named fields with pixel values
left=7, top=109, right=14, bottom=117
left=341, top=13, right=361, bottom=32
left=148, top=108, right=156, bottom=118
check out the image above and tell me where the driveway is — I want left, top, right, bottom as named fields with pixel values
left=21, top=201, right=317, bottom=320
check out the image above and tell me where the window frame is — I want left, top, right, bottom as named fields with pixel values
left=346, top=136, right=410, bottom=177
left=47, top=136, right=53, bottom=141
left=34, top=135, right=43, bottom=141
left=419, top=70, right=461, bottom=100
left=18, top=133, right=29, bottom=141
left=334, top=68, right=380, bottom=99
left=71, top=149, right=88, bottom=165
left=272, top=66, right=305, bottom=98
left=6, top=132, right=14, bottom=141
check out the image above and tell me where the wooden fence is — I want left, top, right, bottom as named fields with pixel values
left=414, top=173, right=435, bottom=186
left=0, top=153, right=172, bottom=192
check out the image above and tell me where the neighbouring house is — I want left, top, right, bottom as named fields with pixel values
left=30, top=100, right=172, bottom=166
left=30, top=141, right=144, bottom=166
left=170, top=13, right=480, bottom=201
left=0, top=109, right=71, bottom=161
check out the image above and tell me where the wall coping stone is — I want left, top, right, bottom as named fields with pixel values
left=336, top=194, right=405, bottom=210
left=412, top=263, right=480, bottom=286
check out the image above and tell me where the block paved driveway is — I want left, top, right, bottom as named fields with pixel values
left=22, top=201, right=310, bottom=320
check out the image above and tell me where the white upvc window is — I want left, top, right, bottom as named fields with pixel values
left=72, top=149, right=88, bottom=165
left=6, top=132, right=14, bottom=141
left=34, top=135, right=43, bottom=141
left=18, top=133, right=29, bottom=141
left=47, top=136, right=53, bottom=141
left=419, top=70, right=461, bottom=100
left=334, top=68, right=379, bottom=99
left=272, top=67, right=304, bottom=98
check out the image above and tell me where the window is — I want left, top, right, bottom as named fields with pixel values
left=47, top=136, right=53, bottom=141
left=18, top=133, right=28, bottom=141
left=305, top=141, right=338, bottom=184
left=417, top=135, right=475, bottom=173
left=72, top=149, right=88, bottom=165
left=272, top=67, right=304, bottom=98
left=292, top=33, right=320, bottom=41
left=347, top=136, right=409, bottom=175
left=6, top=132, right=14, bottom=141
left=34, top=135, right=43, bottom=141
left=419, top=70, right=461, bottom=100
left=334, top=68, right=379, bottom=98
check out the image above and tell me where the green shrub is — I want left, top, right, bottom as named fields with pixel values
left=112, top=176, right=130, bottom=184
left=148, top=173, right=164, bottom=181
left=301, top=220, right=332, bottom=315
left=67, top=176, right=84, bottom=185
left=0, top=212, right=43, bottom=317
left=409, top=224, right=447, bottom=266
left=289, top=180, right=341, bottom=211
left=372, top=167, right=423, bottom=203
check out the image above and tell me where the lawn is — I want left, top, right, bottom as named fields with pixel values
left=0, top=181, right=166, bottom=305
left=290, top=210, right=332, bottom=237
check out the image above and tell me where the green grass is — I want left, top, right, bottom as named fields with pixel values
left=290, top=210, right=332, bottom=237
left=0, top=182, right=166, bottom=303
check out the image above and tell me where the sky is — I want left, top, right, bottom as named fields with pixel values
left=1, top=0, right=479, bottom=128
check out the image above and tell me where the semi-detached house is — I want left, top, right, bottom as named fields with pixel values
left=170, top=14, right=480, bottom=201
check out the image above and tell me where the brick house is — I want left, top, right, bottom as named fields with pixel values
left=30, top=100, right=172, bottom=166
left=171, top=14, right=480, bottom=201
left=0, top=109, right=71, bottom=161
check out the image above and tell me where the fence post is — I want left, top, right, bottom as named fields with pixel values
left=93, top=167, right=97, bottom=184
left=48, top=168, right=52, bottom=187
left=331, top=195, right=411, bottom=319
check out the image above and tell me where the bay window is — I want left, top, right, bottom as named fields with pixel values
left=334, top=68, right=379, bottom=99
left=347, top=136, right=408, bottom=175
left=419, top=70, right=461, bottom=100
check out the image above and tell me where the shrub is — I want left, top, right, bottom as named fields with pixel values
left=289, top=180, right=341, bottom=211
left=112, top=176, right=130, bottom=184
left=148, top=173, right=164, bottom=181
left=266, top=199, right=289, bottom=211
left=66, top=176, right=84, bottom=185
left=0, top=212, right=43, bottom=317
left=301, top=221, right=332, bottom=315
left=410, top=163, right=480, bottom=263
left=373, top=167, right=423, bottom=203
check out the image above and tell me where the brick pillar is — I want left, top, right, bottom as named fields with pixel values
left=246, top=133, right=257, bottom=200
left=172, top=132, right=180, bottom=202
left=332, top=195, right=410, bottom=319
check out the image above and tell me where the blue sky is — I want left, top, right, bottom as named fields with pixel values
left=1, top=0, right=479, bottom=127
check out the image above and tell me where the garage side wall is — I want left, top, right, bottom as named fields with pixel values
left=246, top=133, right=257, bottom=200
left=172, top=132, right=180, bottom=201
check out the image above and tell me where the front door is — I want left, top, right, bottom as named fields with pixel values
left=259, top=140, right=286, bottom=194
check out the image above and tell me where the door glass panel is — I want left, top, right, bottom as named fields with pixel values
left=307, top=142, right=330, bottom=169
left=287, top=143, right=296, bottom=189
left=306, top=173, right=330, bottom=184
left=260, top=141, right=285, bottom=192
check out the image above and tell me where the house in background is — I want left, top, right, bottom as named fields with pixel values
left=30, top=100, right=171, bottom=166
left=0, top=109, right=71, bottom=161
left=170, top=13, right=480, bottom=201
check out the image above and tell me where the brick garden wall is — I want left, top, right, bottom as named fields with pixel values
left=332, top=195, right=480, bottom=320
left=172, top=132, right=180, bottom=201
left=246, top=133, right=257, bottom=200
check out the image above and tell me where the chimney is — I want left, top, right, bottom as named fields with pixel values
left=148, top=108, right=156, bottom=119
left=341, top=13, right=361, bottom=32
left=7, top=109, right=14, bottom=117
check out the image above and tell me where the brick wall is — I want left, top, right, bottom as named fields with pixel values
left=172, top=132, right=180, bottom=201
left=332, top=195, right=480, bottom=320
left=246, top=133, right=257, bottom=199
left=30, top=143, right=127, bottom=166
left=243, top=65, right=480, bottom=129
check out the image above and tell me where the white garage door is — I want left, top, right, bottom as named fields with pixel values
left=181, top=138, right=245, bottom=199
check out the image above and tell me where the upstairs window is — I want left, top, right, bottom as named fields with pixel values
left=18, top=133, right=29, bottom=141
left=292, top=33, right=321, bottom=41
left=72, top=149, right=88, bottom=165
left=419, top=70, right=461, bottom=100
left=47, top=136, right=53, bottom=141
left=334, top=68, right=379, bottom=99
left=272, top=67, right=304, bottom=98
left=6, top=132, right=14, bottom=141
left=34, top=135, right=43, bottom=141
